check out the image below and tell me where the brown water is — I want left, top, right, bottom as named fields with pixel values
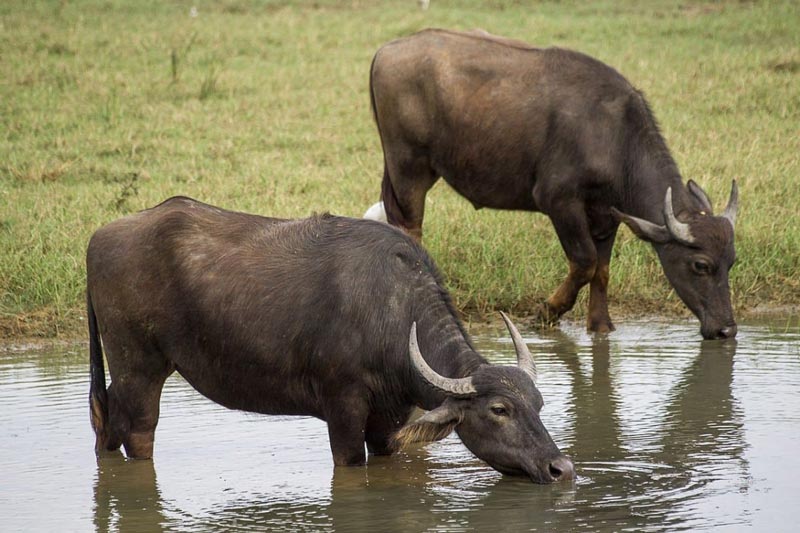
left=1, top=317, right=799, bottom=532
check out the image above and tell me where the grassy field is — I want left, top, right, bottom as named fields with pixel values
left=1, top=0, right=798, bottom=338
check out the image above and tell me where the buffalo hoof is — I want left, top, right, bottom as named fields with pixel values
left=122, top=431, right=155, bottom=460
left=528, top=302, right=561, bottom=329
left=587, top=318, right=616, bottom=334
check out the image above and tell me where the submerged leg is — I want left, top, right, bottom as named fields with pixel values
left=325, top=394, right=370, bottom=466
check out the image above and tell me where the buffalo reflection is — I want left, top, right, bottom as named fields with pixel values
left=91, top=331, right=747, bottom=532
left=93, top=451, right=169, bottom=533
left=327, top=443, right=573, bottom=531
left=535, top=330, right=746, bottom=530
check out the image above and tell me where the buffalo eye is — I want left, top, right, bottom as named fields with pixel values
left=490, top=405, right=509, bottom=417
left=692, top=259, right=711, bottom=275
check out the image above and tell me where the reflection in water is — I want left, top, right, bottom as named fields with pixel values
left=520, top=329, right=747, bottom=530
left=546, top=332, right=640, bottom=530
left=652, top=339, right=748, bottom=528
left=328, top=452, right=573, bottom=532
left=4, top=319, right=796, bottom=532
left=658, top=340, right=744, bottom=472
left=94, top=452, right=169, bottom=532
left=552, top=333, right=627, bottom=462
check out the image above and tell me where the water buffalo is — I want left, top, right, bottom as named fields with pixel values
left=87, top=197, right=574, bottom=483
left=368, top=28, right=738, bottom=339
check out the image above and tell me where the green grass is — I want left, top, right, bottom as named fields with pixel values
left=1, top=0, right=798, bottom=337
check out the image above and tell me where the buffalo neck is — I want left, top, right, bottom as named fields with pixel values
left=410, top=283, right=486, bottom=410
left=619, top=95, right=702, bottom=225
left=621, top=143, right=696, bottom=226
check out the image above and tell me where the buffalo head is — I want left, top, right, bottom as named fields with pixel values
left=612, top=181, right=738, bottom=340
left=394, top=313, right=575, bottom=483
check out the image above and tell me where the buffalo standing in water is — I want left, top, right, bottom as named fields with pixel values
left=87, top=197, right=574, bottom=483
left=368, top=29, right=738, bottom=339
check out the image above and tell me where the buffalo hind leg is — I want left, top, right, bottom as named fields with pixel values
left=106, top=369, right=172, bottom=459
left=381, top=150, right=437, bottom=242
left=587, top=230, right=618, bottom=333
left=536, top=206, right=597, bottom=325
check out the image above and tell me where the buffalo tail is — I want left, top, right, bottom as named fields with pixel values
left=88, top=291, right=109, bottom=452
left=369, top=52, right=407, bottom=230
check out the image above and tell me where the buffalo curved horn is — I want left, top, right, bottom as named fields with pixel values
left=663, top=187, right=696, bottom=245
left=687, top=180, right=713, bottom=213
left=721, top=180, right=738, bottom=228
left=499, top=311, right=537, bottom=383
left=409, top=322, right=477, bottom=398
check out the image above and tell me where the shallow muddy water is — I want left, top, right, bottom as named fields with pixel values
left=1, top=317, right=799, bottom=532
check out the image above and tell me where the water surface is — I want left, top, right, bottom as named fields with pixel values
left=1, top=317, right=799, bottom=531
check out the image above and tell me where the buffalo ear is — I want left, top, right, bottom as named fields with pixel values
left=391, top=402, right=462, bottom=451
left=611, top=207, right=671, bottom=244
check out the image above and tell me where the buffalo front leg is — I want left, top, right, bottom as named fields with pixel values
left=365, top=408, right=413, bottom=456
left=587, top=230, right=618, bottom=333
left=325, top=395, right=369, bottom=466
left=537, top=207, right=597, bottom=325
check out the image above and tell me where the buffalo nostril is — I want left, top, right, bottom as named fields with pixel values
left=548, top=456, right=575, bottom=481
left=719, top=325, right=738, bottom=339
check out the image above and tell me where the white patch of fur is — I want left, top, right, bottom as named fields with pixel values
left=391, top=420, right=457, bottom=450
left=363, top=201, right=387, bottom=223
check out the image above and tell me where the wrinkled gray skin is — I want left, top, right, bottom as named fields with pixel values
left=370, top=28, right=738, bottom=339
left=87, top=197, right=574, bottom=483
